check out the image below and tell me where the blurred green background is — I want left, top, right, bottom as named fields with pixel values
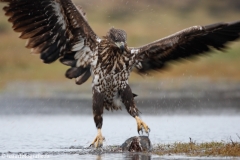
left=0, top=0, right=240, bottom=88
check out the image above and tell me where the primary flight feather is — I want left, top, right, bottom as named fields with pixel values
left=1, top=0, right=240, bottom=147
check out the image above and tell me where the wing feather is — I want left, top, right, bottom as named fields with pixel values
left=130, top=21, right=240, bottom=73
left=1, top=0, right=100, bottom=85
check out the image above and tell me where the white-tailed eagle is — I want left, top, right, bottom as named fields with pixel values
left=1, top=0, right=240, bottom=147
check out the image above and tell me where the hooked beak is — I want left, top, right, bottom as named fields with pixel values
left=115, top=42, right=125, bottom=53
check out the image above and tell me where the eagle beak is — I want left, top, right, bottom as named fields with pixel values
left=115, top=42, right=125, bottom=53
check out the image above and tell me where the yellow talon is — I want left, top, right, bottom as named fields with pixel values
left=135, top=116, right=150, bottom=135
left=90, top=129, right=105, bottom=148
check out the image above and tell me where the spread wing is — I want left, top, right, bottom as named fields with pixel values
left=1, top=0, right=99, bottom=85
left=129, top=21, right=240, bottom=74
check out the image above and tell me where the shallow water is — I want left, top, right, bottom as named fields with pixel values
left=1, top=81, right=240, bottom=159
left=0, top=115, right=240, bottom=159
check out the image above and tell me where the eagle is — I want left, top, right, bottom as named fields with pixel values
left=1, top=0, right=240, bottom=147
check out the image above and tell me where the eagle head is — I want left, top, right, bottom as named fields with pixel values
left=107, top=28, right=127, bottom=53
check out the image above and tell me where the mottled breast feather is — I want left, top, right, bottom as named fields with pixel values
left=92, top=38, right=137, bottom=110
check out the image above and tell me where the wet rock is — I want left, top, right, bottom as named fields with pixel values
left=121, top=136, right=152, bottom=152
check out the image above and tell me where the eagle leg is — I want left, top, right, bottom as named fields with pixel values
left=119, top=84, right=150, bottom=135
left=90, top=87, right=105, bottom=148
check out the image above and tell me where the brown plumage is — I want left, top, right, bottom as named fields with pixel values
left=131, top=22, right=240, bottom=73
left=1, top=0, right=240, bottom=148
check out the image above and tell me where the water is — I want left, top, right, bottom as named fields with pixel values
left=1, top=81, right=240, bottom=159
left=0, top=115, right=239, bottom=159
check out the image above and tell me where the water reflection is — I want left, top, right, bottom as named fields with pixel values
left=94, top=153, right=152, bottom=160
left=124, top=153, right=151, bottom=160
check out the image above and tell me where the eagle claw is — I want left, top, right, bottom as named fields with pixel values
left=89, top=143, right=94, bottom=147
left=138, top=127, right=150, bottom=136
left=135, top=116, right=150, bottom=136
left=90, top=129, right=105, bottom=148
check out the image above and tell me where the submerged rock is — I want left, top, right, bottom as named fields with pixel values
left=121, top=136, right=152, bottom=152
